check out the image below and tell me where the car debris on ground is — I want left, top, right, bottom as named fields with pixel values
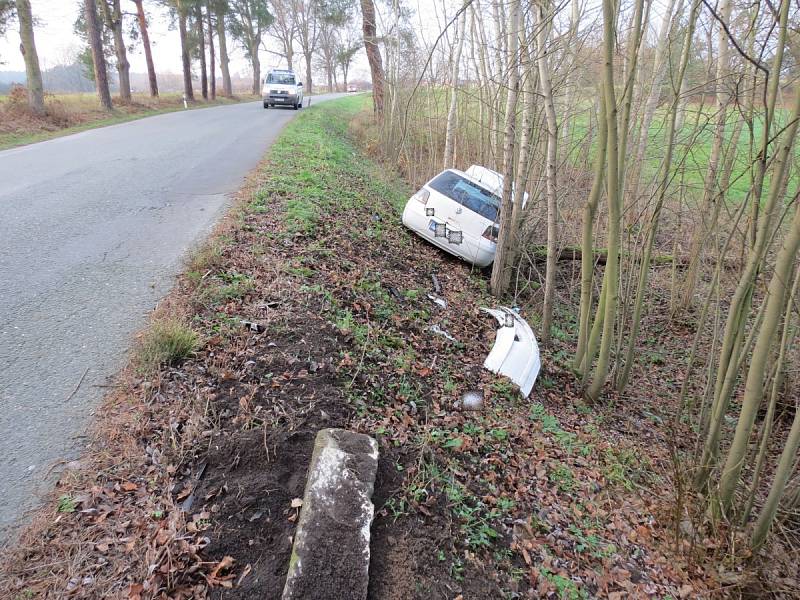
left=481, top=307, right=541, bottom=398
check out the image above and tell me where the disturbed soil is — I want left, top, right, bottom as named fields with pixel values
left=1, top=97, right=796, bottom=599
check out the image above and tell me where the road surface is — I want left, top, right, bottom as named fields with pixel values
left=0, top=94, right=345, bottom=539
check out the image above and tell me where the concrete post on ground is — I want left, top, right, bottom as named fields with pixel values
left=282, top=428, right=379, bottom=600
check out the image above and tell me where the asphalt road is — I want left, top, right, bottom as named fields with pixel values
left=0, top=94, right=345, bottom=540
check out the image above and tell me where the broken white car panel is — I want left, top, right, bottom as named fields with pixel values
left=401, top=165, right=529, bottom=268
left=481, top=307, right=540, bottom=398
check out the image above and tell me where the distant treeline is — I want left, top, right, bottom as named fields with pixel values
left=0, top=64, right=256, bottom=95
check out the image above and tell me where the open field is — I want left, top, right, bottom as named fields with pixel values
left=391, top=86, right=800, bottom=208
left=0, top=90, right=259, bottom=150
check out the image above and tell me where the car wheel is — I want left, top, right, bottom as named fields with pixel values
left=294, top=102, right=299, bottom=110
left=263, top=102, right=269, bottom=109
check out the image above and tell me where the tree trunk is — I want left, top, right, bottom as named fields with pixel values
left=177, top=3, right=194, bottom=101
left=133, top=0, right=158, bottom=97
left=504, top=38, right=536, bottom=285
left=360, top=0, right=384, bottom=115
left=742, top=268, right=799, bottom=525
left=490, top=0, right=504, bottom=164
left=489, top=0, right=520, bottom=296
left=561, top=0, right=580, bottom=145
left=615, top=0, right=646, bottom=186
left=616, top=0, right=699, bottom=393
left=574, top=90, right=608, bottom=372
left=694, top=0, right=794, bottom=492
left=443, top=9, right=466, bottom=169
left=252, top=48, right=261, bottom=96
left=196, top=5, right=208, bottom=100
left=746, top=1, right=788, bottom=249
left=303, top=52, right=312, bottom=94
left=681, top=0, right=732, bottom=308
left=752, top=399, right=800, bottom=549
left=16, top=0, right=45, bottom=115
left=630, top=0, right=682, bottom=188
left=207, top=4, right=215, bottom=100
left=718, top=203, right=800, bottom=514
left=84, top=0, right=113, bottom=111
left=215, top=6, right=232, bottom=97
left=586, top=0, right=623, bottom=401
left=536, top=2, right=559, bottom=346
left=695, top=90, right=800, bottom=494
left=99, top=0, right=131, bottom=102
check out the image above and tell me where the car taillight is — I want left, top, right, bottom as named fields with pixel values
left=482, top=224, right=499, bottom=241
left=413, top=188, right=430, bottom=205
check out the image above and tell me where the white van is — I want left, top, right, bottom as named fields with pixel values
left=263, top=69, right=303, bottom=109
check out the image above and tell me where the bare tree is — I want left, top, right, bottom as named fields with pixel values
left=489, top=0, right=520, bottom=296
left=132, top=0, right=158, bottom=96
left=196, top=3, right=208, bottom=99
left=97, top=0, right=131, bottom=101
left=293, top=0, right=320, bottom=92
left=0, top=0, right=13, bottom=38
left=336, top=34, right=360, bottom=90
left=535, top=0, right=559, bottom=345
left=360, top=0, right=383, bottom=114
left=443, top=8, right=466, bottom=169
left=84, top=0, right=113, bottom=110
left=207, top=1, right=215, bottom=99
left=175, top=0, right=194, bottom=101
left=212, top=0, right=232, bottom=96
left=268, top=0, right=296, bottom=69
left=15, top=0, right=45, bottom=115
left=227, top=0, right=273, bottom=95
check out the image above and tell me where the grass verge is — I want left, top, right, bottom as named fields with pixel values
left=0, top=92, right=259, bottom=151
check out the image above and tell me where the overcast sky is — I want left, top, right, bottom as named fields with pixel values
left=0, top=1, right=378, bottom=82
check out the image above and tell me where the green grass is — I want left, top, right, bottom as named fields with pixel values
left=56, top=495, right=77, bottom=513
left=136, top=319, right=199, bottom=372
left=566, top=101, right=800, bottom=205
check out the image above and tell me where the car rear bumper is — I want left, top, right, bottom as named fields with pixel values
left=401, top=199, right=495, bottom=267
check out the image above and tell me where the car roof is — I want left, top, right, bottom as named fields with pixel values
left=429, top=166, right=529, bottom=207
left=429, top=168, right=497, bottom=195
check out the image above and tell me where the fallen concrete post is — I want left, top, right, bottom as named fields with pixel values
left=282, top=428, right=379, bottom=600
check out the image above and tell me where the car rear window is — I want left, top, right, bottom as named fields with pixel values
left=428, top=171, right=500, bottom=221
left=267, top=73, right=295, bottom=84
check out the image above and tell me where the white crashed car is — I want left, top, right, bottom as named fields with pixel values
left=401, top=165, right=525, bottom=267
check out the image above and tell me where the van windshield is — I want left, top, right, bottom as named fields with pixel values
left=267, top=73, right=295, bottom=85
left=428, top=171, right=500, bottom=221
